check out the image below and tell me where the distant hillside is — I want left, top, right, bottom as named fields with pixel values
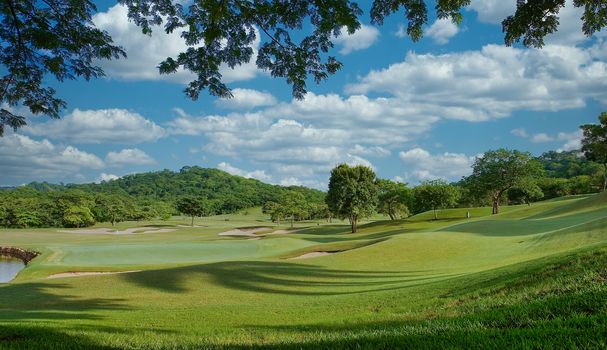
left=27, top=166, right=325, bottom=210
left=536, top=150, right=602, bottom=178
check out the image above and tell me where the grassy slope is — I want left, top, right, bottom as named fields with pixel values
left=0, top=193, right=605, bottom=349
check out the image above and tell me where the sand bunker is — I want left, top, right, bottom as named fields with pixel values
left=218, top=227, right=271, bottom=237
left=289, top=252, right=333, bottom=260
left=57, top=227, right=176, bottom=235
left=48, top=270, right=140, bottom=279
left=266, top=228, right=304, bottom=235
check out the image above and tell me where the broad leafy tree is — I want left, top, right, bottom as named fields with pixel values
left=580, top=112, right=607, bottom=191
left=3, top=1, right=606, bottom=133
left=278, top=191, right=308, bottom=228
left=1, top=0, right=125, bottom=135
left=413, top=180, right=460, bottom=220
left=467, top=149, right=544, bottom=214
left=62, top=206, right=96, bottom=228
left=326, top=164, right=378, bottom=233
left=377, top=179, right=412, bottom=220
left=175, top=196, right=210, bottom=227
left=93, top=195, right=129, bottom=226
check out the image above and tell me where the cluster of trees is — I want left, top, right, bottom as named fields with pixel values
left=0, top=188, right=173, bottom=228
left=0, top=167, right=323, bottom=228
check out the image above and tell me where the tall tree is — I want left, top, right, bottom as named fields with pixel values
left=377, top=179, right=412, bottom=220
left=467, top=149, right=544, bottom=214
left=326, top=164, right=378, bottom=233
left=175, top=196, right=209, bottom=227
left=580, top=112, right=607, bottom=191
left=3, top=0, right=605, bottom=133
left=413, top=180, right=460, bottom=220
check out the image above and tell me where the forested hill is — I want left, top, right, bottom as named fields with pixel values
left=27, top=166, right=325, bottom=209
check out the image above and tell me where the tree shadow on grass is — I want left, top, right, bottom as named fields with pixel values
left=0, top=281, right=150, bottom=349
left=121, top=261, right=451, bottom=296
left=0, top=282, right=129, bottom=322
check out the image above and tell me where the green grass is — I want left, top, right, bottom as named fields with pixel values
left=0, top=193, right=606, bottom=349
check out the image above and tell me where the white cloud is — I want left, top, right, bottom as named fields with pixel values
left=398, top=148, right=476, bottom=183
left=96, top=173, right=120, bottom=183
left=334, top=25, right=380, bottom=55
left=217, top=162, right=271, bottom=182
left=468, top=0, right=516, bottom=24
left=530, top=133, right=553, bottom=143
left=469, top=0, right=602, bottom=46
left=93, top=4, right=261, bottom=84
left=395, top=24, right=407, bottom=39
left=25, top=108, right=165, bottom=144
left=215, top=88, right=277, bottom=109
left=0, top=133, right=104, bottom=183
left=105, top=148, right=157, bottom=167
left=426, top=18, right=460, bottom=44
left=350, top=144, right=391, bottom=157
left=511, top=127, right=582, bottom=151
left=346, top=43, right=607, bottom=121
left=511, top=128, right=529, bottom=137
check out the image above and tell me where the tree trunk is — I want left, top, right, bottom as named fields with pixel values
left=389, top=212, right=395, bottom=220
left=433, top=207, right=437, bottom=220
left=492, top=194, right=500, bottom=215
left=290, top=212, right=294, bottom=228
left=351, top=215, right=358, bottom=233
left=603, top=163, right=607, bottom=192
left=191, top=215, right=194, bottom=227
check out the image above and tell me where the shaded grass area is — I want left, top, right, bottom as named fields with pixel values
left=0, top=245, right=605, bottom=349
left=277, top=238, right=388, bottom=259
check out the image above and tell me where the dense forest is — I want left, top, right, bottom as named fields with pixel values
left=0, top=167, right=324, bottom=228
left=0, top=151, right=604, bottom=228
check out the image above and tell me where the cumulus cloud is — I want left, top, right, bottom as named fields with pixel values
left=426, top=18, right=460, bottom=44
left=511, top=128, right=582, bottom=150
left=106, top=148, right=157, bottom=167
left=469, top=0, right=602, bottom=46
left=25, top=108, right=165, bottom=144
left=334, top=25, right=380, bottom=55
left=468, top=0, right=516, bottom=24
left=165, top=39, right=607, bottom=188
left=398, top=148, right=476, bottom=183
left=350, top=145, right=391, bottom=157
left=346, top=43, right=607, bottom=121
left=217, top=162, right=271, bottom=182
left=96, top=173, right=120, bottom=183
left=215, top=88, right=277, bottom=109
left=0, top=133, right=104, bottom=183
left=92, top=4, right=261, bottom=83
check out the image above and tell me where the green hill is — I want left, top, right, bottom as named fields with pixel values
left=28, top=166, right=325, bottom=205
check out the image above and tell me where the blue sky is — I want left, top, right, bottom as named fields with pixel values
left=1, top=0, right=606, bottom=189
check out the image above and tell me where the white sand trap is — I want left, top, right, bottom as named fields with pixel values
left=57, top=227, right=176, bottom=235
left=48, top=270, right=141, bottom=279
left=267, top=228, right=304, bottom=235
left=218, top=227, right=271, bottom=237
left=289, top=251, right=333, bottom=260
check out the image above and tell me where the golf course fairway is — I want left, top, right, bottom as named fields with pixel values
left=0, top=193, right=606, bottom=349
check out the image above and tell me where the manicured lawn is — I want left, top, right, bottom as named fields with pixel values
left=0, top=193, right=605, bottom=349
